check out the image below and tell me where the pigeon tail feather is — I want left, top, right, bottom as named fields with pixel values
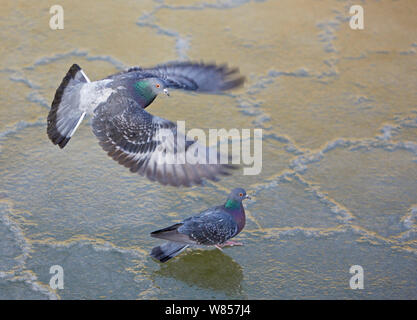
left=47, top=64, right=89, bottom=148
left=150, top=242, right=189, bottom=263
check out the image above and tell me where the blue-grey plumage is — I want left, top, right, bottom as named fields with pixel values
left=47, top=62, right=244, bottom=187
left=150, top=188, right=250, bottom=263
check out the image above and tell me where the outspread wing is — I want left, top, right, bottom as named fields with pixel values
left=110, top=62, right=245, bottom=92
left=92, top=92, right=235, bottom=187
left=178, top=208, right=239, bottom=245
left=144, top=61, right=245, bottom=92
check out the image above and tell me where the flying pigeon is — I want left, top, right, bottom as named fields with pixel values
left=47, top=62, right=245, bottom=187
left=150, top=188, right=250, bottom=263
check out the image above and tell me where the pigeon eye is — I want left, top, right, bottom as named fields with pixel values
left=239, top=193, right=243, bottom=197
left=155, top=84, right=160, bottom=88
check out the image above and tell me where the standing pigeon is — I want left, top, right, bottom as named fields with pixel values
left=150, top=188, right=250, bottom=263
left=47, top=62, right=245, bottom=187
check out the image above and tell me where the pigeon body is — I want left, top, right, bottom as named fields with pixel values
left=47, top=62, right=245, bottom=187
left=150, top=188, right=249, bottom=262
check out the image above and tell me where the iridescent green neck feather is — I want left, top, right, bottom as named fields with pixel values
left=225, top=199, right=241, bottom=210
left=134, top=80, right=155, bottom=101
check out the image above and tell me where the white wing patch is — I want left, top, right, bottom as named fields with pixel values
left=79, top=80, right=115, bottom=114
left=80, top=69, right=91, bottom=83
left=68, top=112, right=86, bottom=138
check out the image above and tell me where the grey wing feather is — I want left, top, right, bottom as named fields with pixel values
left=109, top=61, right=245, bottom=92
left=91, top=92, right=234, bottom=187
left=105, top=67, right=144, bottom=80
left=178, top=207, right=238, bottom=245
left=145, top=61, right=245, bottom=92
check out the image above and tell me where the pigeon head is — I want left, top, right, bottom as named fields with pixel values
left=224, top=188, right=250, bottom=209
left=230, top=188, right=250, bottom=200
left=134, top=78, right=170, bottom=101
left=146, top=78, right=170, bottom=96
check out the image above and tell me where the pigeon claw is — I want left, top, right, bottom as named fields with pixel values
left=223, top=240, right=244, bottom=247
left=216, top=241, right=244, bottom=249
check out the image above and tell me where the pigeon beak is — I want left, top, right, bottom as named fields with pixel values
left=245, top=195, right=251, bottom=200
left=163, top=88, right=170, bottom=96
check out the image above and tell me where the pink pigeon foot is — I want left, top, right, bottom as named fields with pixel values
left=219, top=241, right=244, bottom=248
